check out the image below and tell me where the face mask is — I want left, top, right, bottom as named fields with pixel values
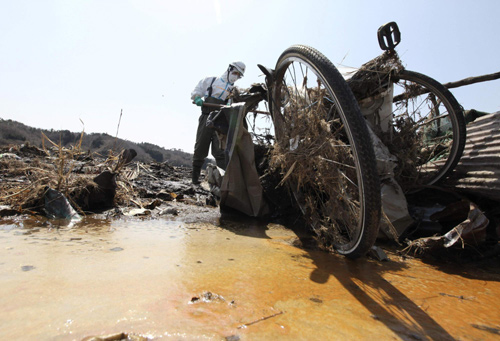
left=228, top=72, right=240, bottom=84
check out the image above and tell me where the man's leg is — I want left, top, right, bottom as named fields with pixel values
left=192, top=115, right=211, bottom=184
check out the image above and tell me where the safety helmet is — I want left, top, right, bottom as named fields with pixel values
left=229, top=61, right=246, bottom=77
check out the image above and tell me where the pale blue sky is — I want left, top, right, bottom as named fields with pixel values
left=1, top=0, right=499, bottom=152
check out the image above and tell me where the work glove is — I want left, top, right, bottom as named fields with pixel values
left=194, top=96, right=204, bottom=107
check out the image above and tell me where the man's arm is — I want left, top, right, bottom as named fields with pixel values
left=191, top=77, right=212, bottom=101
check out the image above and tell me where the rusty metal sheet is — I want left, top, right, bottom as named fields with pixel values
left=447, top=111, right=500, bottom=201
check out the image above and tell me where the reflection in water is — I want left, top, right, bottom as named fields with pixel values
left=0, top=213, right=499, bottom=340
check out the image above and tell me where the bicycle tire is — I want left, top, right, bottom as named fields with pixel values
left=270, top=45, right=381, bottom=258
left=390, top=69, right=466, bottom=189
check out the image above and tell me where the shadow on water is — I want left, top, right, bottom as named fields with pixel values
left=411, top=247, right=500, bottom=282
left=285, top=218, right=456, bottom=340
left=217, top=207, right=454, bottom=339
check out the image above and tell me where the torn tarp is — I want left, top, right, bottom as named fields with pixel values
left=217, top=104, right=269, bottom=217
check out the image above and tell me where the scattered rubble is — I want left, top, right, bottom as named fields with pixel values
left=0, top=142, right=214, bottom=222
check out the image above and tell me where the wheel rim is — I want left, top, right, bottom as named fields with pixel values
left=391, top=73, right=461, bottom=189
left=270, top=56, right=365, bottom=254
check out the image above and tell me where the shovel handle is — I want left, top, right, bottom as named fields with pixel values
left=203, top=102, right=226, bottom=108
left=201, top=102, right=270, bottom=115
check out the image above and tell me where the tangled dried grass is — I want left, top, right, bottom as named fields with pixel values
left=269, top=88, right=360, bottom=250
left=0, top=131, right=136, bottom=215
left=1, top=133, right=87, bottom=213
left=347, top=50, right=404, bottom=102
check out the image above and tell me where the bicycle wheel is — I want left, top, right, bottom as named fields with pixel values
left=390, top=70, right=466, bottom=189
left=269, top=45, right=381, bottom=258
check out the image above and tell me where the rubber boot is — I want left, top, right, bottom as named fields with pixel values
left=192, top=166, right=201, bottom=185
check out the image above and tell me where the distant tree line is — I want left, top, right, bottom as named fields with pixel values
left=0, top=118, right=193, bottom=167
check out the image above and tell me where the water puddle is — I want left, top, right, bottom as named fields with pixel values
left=1, top=206, right=499, bottom=340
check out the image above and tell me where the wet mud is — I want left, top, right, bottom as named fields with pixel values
left=1, top=209, right=500, bottom=340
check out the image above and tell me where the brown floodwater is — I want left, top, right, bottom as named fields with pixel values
left=1, top=203, right=499, bottom=340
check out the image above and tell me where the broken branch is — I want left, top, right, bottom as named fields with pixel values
left=238, top=311, right=284, bottom=329
left=443, top=71, right=500, bottom=89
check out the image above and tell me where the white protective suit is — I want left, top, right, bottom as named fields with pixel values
left=191, top=61, right=245, bottom=102
left=191, top=72, right=236, bottom=103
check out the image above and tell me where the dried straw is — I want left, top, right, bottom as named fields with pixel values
left=269, top=87, right=360, bottom=250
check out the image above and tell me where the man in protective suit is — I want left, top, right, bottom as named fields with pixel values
left=190, top=61, right=246, bottom=185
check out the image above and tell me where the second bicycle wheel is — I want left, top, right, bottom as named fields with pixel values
left=390, top=70, right=466, bottom=189
left=269, top=45, right=381, bottom=258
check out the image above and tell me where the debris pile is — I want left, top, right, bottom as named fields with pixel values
left=0, top=140, right=213, bottom=222
left=260, top=51, right=500, bottom=260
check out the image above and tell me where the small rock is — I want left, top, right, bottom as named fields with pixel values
left=309, top=297, right=323, bottom=303
left=159, top=207, right=179, bottom=216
